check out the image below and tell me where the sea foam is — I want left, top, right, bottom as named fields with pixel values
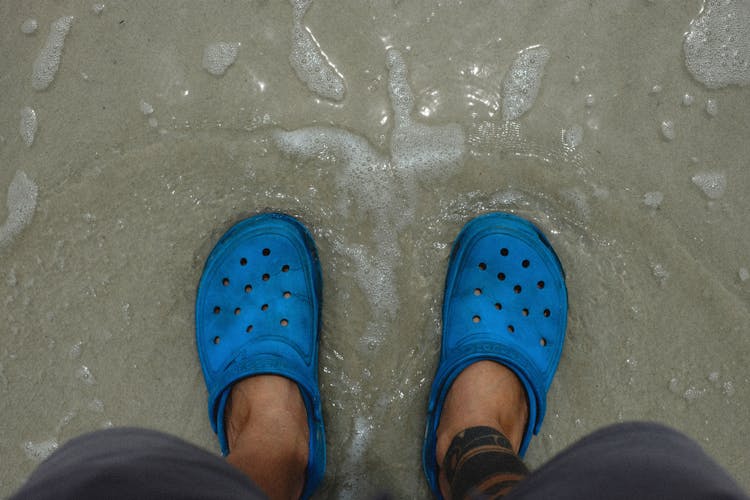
left=202, top=42, right=240, bottom=76
left=289, top=0, right=345, bottom=101
left=0, top=171, right=39, bottom=248
left=20, top=107, right=38, bottom=147
left=684, top=0, right=750, bottom=88
left=502, top=45, right=550, bottom=121
left=32, top=16, right=74, bottom=91
left=386, top=50, right=464, bottom=173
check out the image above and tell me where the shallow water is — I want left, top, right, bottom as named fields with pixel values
left=1, top=0, right=749, bottom=497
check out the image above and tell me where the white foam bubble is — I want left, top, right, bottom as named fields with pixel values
left=76, top=365, right=96, bottom=385
left=288, top=0, right=345, bottom=101
left=272, top=126, right=389, bottom=212
left=202, top=42, right=240, bottom=76
left=722, top=381, right=735, bottom=396
left=684, top=0, right=750, bottom=89
left=31, top=16, right=74, bottom=91
left=739, top=267, right=749, bottom=281
left=20, top=107, right=37, bottom=147
left=391, top=121, right=464, bottom=172
left=706, top=97, right=719, bottom=116
left=502, top=45, right=550, bottom=121
left=92, top=3, right=106, bottom=15
left=692, top=171, right=726, bottom=199
left=651, top=263, right=669, bottom=284
left=21, top=18, right=38, bottom=34
left=643, top=191, right=664, bottom=208
left=291, top=0, right=314, bottom=19
left=683, top=386, right=705, bottom=401
left=69, top=341, right=83, bottom=359
left=23, top=439, right=58, bottom=462
left=139, top=100, right=154, bottom=115
left=386, top=50, right=414, bottom=122
left=386, top=50, right=465, bottom=172
left=0, top=171, right=39, bottom=248
left=562, top=125, right=583, bottom=150
left=289, top=26, right=345, bottom=101
left=660, top=120, right=676, bottom=141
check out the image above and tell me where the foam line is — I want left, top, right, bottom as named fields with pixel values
left=502, top=45, right=549, bottom=121
left=0, top=171, right=39, bottom=248
left=32, top=16, right=74, bottom=91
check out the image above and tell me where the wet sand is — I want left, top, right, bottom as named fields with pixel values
left=1, top=1, right=748, bottom=497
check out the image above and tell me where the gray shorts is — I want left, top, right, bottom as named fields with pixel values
left=10, top=422, right=748, bottom=499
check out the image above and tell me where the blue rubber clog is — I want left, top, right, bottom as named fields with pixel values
left=423, top=212, right=568, bottom=498
left=195, top=213, right=325, bottom=499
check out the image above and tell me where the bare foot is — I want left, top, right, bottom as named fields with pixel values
left=225, top=375, right=309, bottom=500
left=435, top=361, right=529, bottom=498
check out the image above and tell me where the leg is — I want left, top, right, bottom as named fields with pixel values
left=10, top=428, right=266, bottom=500
left=225, top=375, right=309, bottom=500
left=423, top=213, right=569, bottom=498
left=505, top=422, right=749, bottom=500
left=436, top=361, right=531, bottom=499
left=195, top=213, right=327, bottom=499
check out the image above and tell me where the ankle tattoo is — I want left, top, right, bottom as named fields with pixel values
left=443, top=426, right=529, bottom=499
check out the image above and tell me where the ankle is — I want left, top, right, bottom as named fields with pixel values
left=436, top=362, right=528, bottom=464
left=226, top=376, right=308, bottom=449
left=225, top=376, right=309, bottom=499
